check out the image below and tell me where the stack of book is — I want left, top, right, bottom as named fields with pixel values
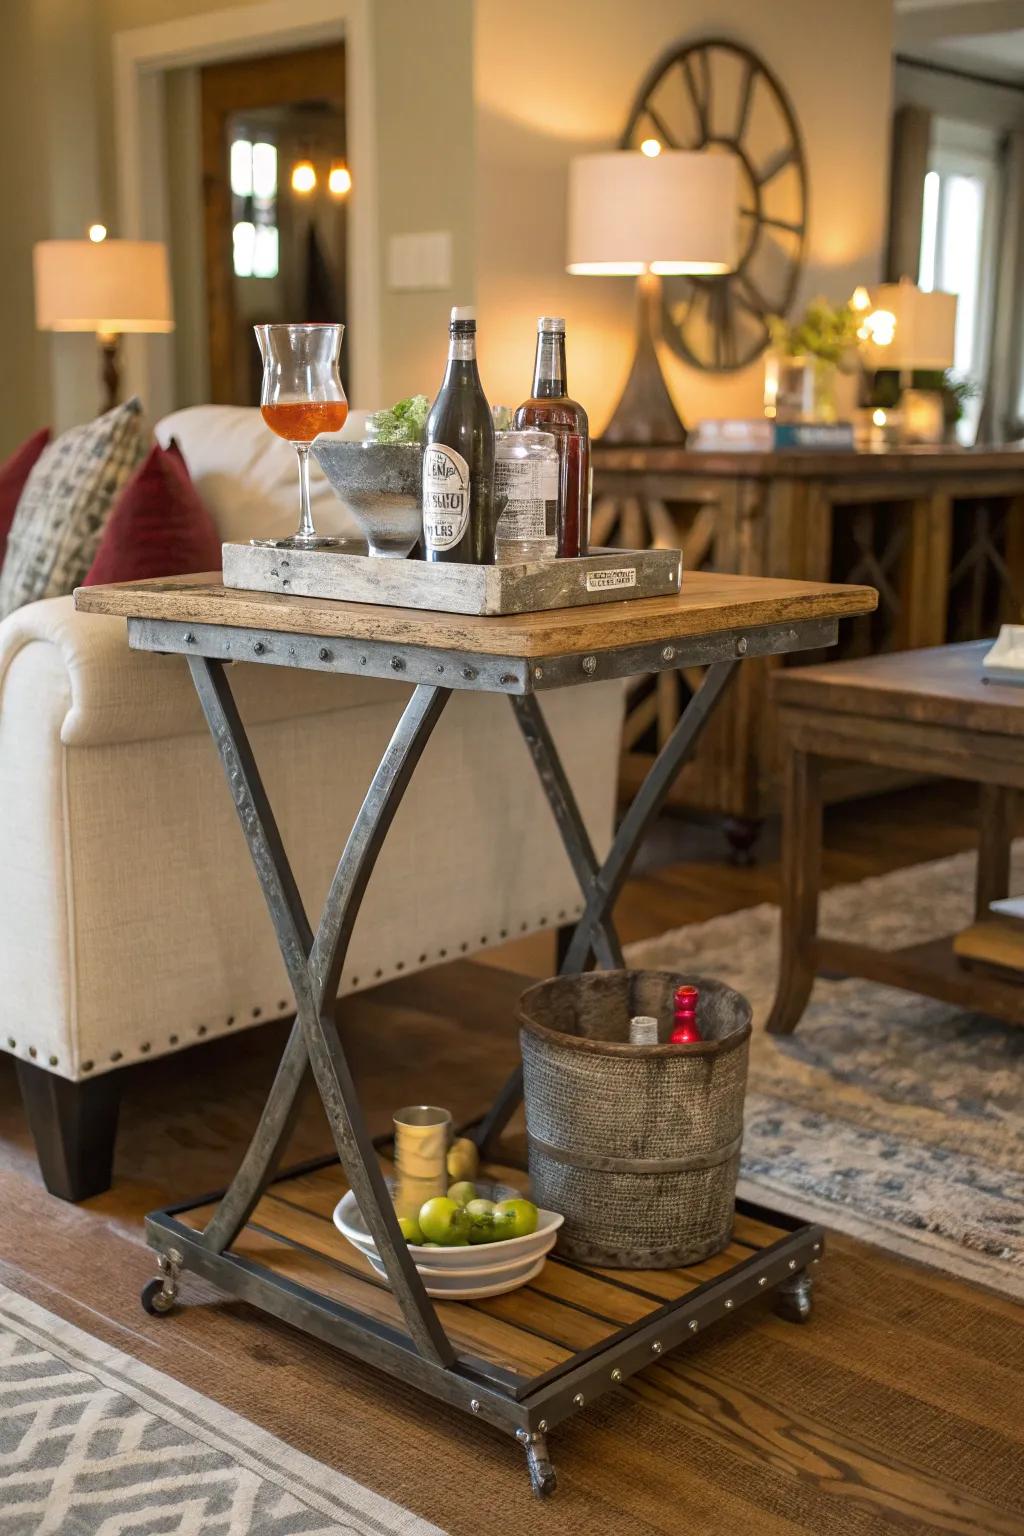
left=691, top=419, right=855, bottom=452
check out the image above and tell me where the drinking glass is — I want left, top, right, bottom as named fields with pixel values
left=393, top=1105, right=452, bottom=1222
left=254, top=322, right=349, bottom=547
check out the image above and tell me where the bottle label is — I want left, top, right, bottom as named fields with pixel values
left=422, top=444, right=471, bottom=551
left=495, top=458, right=552, bottom=542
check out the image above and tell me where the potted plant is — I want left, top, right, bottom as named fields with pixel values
left=766, top=299, right=860, bottom=424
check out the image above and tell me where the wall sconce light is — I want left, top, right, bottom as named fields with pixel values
left=291, top=159, right=317, bottom=194
left=88, top=223, right=107, bottom=244
left=639, top=138, right=661, bottom=158
left=328, top=163, right=352, bottom=197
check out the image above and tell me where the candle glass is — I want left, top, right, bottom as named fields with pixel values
left=393, top=1105, right=452, bottom=1223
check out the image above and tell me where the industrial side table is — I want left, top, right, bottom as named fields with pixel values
left=75, top=568, right=876, bottom=1496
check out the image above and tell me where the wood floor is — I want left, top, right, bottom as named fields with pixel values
left=1, top=783, right=1022, bottom=1536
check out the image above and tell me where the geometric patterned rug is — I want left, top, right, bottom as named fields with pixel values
left=628, top=847, right=1024, bottom=1300
left=0, top=1284, right=444, bottom=1536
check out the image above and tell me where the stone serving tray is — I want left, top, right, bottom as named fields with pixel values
left=221, top=543, right=682, bottom=616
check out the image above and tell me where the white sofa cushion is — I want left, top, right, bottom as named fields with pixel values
left=156, top=405, right=370, bottom=545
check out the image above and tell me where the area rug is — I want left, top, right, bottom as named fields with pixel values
left=626, top=847, right=1024, bottom=1300
left=0, top=1283, right=443, bottom=1536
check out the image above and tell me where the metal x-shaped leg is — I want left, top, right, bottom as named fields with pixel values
left=474, top=658, right=738, bottom=1156
left=188, top=657, right=455, bottom=1366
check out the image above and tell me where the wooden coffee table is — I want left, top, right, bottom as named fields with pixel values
left=767, top=639, right=1024, bottom=1036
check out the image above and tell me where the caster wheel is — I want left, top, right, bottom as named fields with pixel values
left=530, top=1464, right=558, bottom=1499
left=774, top=1272, right=813, bottom=1324
left=141, top=1278, right=176, bottom=1316
left=522, top=1433, right=557, bottom=1498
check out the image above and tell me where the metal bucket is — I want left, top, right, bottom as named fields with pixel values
left=519, top=970, right=751, bottom=1268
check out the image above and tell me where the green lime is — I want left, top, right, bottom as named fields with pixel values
left=492, top=1199, right=538, bottom=1238
left=418, top=1196, right=471, bottom=1246
left=464, top=1198, right=494, bottom=1219
left=397, top=1215, right=423, bottom=1244
left=487, top=1211, right=518, bottom=1242
left=448, top=1181, right=477, bottom=1207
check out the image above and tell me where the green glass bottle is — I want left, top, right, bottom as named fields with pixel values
left=422, top=307, right=496, bottom=564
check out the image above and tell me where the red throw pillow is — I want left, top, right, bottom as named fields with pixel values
left=83, top=441, right=221, bottom=586
left=0, top=428, right=50, bottom=564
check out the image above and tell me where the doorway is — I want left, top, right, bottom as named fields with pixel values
left=199, top=42, right=349, bottom=404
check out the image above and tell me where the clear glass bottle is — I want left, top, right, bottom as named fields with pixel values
left=422, top=306, right=496, bottom=564
left=494, top=429, right=559, bottom=562
left=513, top=317, right=591, bottom=557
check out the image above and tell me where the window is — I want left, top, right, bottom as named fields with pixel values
left=918, top=119, right=999, bottom=441
left=230, top=138, right=279, bottom=278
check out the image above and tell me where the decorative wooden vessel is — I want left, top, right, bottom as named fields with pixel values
left=221, top=542, right=682, bottom=616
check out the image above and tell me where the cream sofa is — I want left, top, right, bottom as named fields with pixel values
left=0, top=406, right=624, bottom=1199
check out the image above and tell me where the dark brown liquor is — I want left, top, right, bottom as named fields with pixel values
left=512, top=317, right=590, bottom=556
left=422, top=306, right=496, bottom=563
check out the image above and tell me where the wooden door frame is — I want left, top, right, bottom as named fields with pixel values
left=112, top=0, right=380, bottom=422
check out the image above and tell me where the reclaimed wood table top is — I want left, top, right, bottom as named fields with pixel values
left=74, top=569, right=877, bottom=660
left=775, top=639, right=1024, bottom=737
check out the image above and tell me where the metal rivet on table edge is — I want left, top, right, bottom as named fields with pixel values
left=533, top=666, right=544, bottom=679
left=736, top=636, right=749, bottom=655
left=359, top=655, right=367, bottom=666
left=611, top=1368, right=623, bottom=1383
left=573, top=1393, right=585, bottom=1408
left=538, top=1419, right=547, bottom=1432
left=788, top=1259, right=798, bottom=1270
left=391, top=656, right=405, bottom=671
left=184, top=632, right=195, bottom=644
left=661, top=645, right=674, bottom=661
left=500, top=673, right=517, bottom=685
left=470, top=1400, right=481, bottom=1414
left=582, top=655, right=597, bottom=674
left=688, top=1319, right=699, bottom=1332
left=253, top=641, right=266, bottom=655
left=318, top=647, right=331, bottom=662
left=516, top=1428, right=530, bottom=1444
left=812, top=1242, right=821, bottom=1252
left=758, top=1275, right=768, bottom=1287
left=724, top=1299, right=734, bottom=1310
left=461, top=666, right=476, bottom=679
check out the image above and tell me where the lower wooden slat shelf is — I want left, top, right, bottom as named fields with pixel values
left=169, top=1155, right=818, bottom=1386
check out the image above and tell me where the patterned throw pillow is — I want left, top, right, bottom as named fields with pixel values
left=0, top=398, right=146, bottom=620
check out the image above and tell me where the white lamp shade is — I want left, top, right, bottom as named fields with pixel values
left=862, top=281, right=956, bottom=371
left=567, top=151, right=739, bottom=276
left=34, top=240, right=174, bottom=335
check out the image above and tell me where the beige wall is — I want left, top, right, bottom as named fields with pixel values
left=0, top=0, right=892, bottom=450
left=474, top=0, right=894, bottom=430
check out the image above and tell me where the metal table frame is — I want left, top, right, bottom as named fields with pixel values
left=136, top=608, right=834, bottom=1496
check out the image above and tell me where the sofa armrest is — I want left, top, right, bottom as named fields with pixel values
left=0, top=595, right=399, bottom=747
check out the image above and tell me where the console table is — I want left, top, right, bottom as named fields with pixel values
left=592, top=444, right=1024, bottom=855
left=74, top=568, right=875, bottom=1496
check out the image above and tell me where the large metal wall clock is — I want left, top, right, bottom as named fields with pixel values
left=621, top=38, right=808, bottom=372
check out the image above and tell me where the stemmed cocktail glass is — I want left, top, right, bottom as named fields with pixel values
left=255, top=322, right=348, bottom=547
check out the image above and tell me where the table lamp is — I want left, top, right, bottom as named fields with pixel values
left=858, top=277, right=956, bottom=444
left=567, top=150, right=739, bottom=444
left=34, top=238, right=174, bottom=414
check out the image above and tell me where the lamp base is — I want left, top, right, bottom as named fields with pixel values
left=598, top=273, right=688, bottom=447
left=98, top=332, right=121, bottom=415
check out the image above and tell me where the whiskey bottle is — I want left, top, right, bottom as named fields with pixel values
left=512, top=317, right=591, bottom=557
left=422, top=306, right=496, bottom=564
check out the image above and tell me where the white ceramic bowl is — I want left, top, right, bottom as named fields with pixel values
left=333, top=1183, right=563, bottom=1297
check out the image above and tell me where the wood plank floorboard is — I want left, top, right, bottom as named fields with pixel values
left=0, top=782, right=1021, bottom=1534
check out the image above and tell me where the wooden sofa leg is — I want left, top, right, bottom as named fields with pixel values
left=15, top=1059, right=121, bottom=1201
